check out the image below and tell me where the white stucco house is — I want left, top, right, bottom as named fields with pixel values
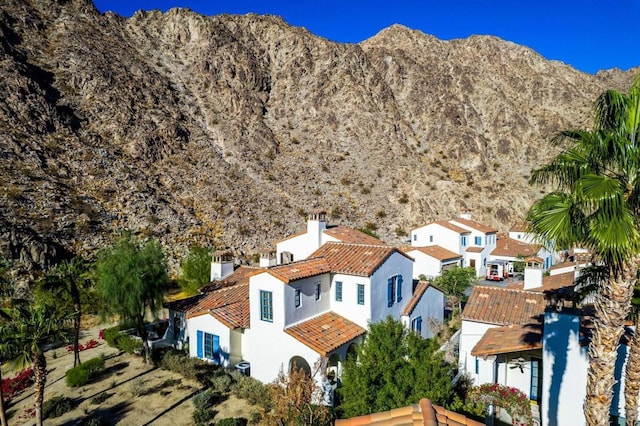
left=402, top=245, right=462, bottom=280
left=166, top=219, right=445, bottom=394
left=410, top=213, right=497, bottom=277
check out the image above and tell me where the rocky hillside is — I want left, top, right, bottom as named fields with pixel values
left=0, top=0, right=637, bottom=273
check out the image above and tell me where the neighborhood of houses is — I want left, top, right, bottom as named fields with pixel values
left=156, top=210, right=635, bottom=425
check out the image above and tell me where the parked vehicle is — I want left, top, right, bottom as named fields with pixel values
left=485, top=260, right=509, bottom=281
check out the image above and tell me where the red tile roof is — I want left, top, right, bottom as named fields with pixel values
left=324, top=226, right=386, bottom=245
left=406, top=246, right=461, bottom=261
left=335, top=398, right=484, bottom=426
left=284, top=311, right=366, bottom=356
left=433, top=221, right=470, bottom=234
left=450, top=217, right=497, bottom=234
left=199, top=266, right=261, bottom=292
left=465, top=246, right=484, bottom=253
left=491, top=235, right=540, bottom=258
left=462, top=286, right=546, bottom=326
left=471, top=323, right=543, bottom=356
left=311, top=242, right=410, bottom=277
left=402, top=281, right=438, bottom=316
left=510, top=271, right=576, bottom=293
left=267, top=258, right=332, bottom=283
left=510, top=221, right=528, bottom=233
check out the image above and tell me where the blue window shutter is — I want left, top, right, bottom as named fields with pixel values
left=417, top=317, right=422, bottom=334
left=387, top=278, right=393, bottom=307
left=196, top=330, right=203, bottom=358
left=213, top=334, right=220, bottom=363
left=397, top=275, right=403, bottom=302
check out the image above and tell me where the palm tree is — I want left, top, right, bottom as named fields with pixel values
left=39, top=257, right=89, bottom=367
left=0, top=301, right=69, bottom=426
left=527, top=80, right=640, bottom=425
left=0, top=307, right=10, bottom=426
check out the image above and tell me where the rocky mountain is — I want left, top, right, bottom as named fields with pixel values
left=0, top=0, right=637, bottom=274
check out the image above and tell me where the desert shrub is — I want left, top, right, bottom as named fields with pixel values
left=90, top=392, right=111, bottom=405
left=102, top=325, right=122, bottom=348
left=65, top=366, right=90, bottom=387
left=129, top=378, right=148, bottom=397
left=42, top=396, right=74, bottom=419
left=66, top=356, right=105, bottom=387
left=81, top=416, right=107, bottom=426
left=193, top=389, right=221, bottom=410
left=211, top=374, right=233, bottom=393
left=216, top=419, right=247, bottom=426
left=193, top=407, right=215, bottom=426
left=230, top=376, right=270, bottom=408
left=116, top=335, right=144, bottom=354
left=160, top=349, right=218, bottom=384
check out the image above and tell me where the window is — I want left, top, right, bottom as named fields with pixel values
left=461, top=236, right=467, bottom=247
left=357, top=284, right=365, bottom=305
left=475, top=357, right=479, bottom=375
left=530, top=358, right=541, bottom=403
left=387, top=275, right=403, bottom=307
left=411, top=316, right=422, bottom=334
left=413, top=234, right=417, bottom=241
left=429, top=235, right=433, bottom=243
left=196, top=330, right=220, bottom=363
left=335, top=281, right=343, bottom=302
left=295, top=289, right=301, bottom=308
left=260, top=290, right=273, bottom=322
left=475, top=236, right=482, bottom=245
left=315, top=283, right=321, bottom=301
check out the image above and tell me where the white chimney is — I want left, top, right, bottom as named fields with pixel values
left=259, top=250, right=277, bottom=268
left=523, top=257, right=544, bottom=290
left=211, top=251, right=234, bottom=281
left=307, top=210, right=327, bottom=251
left=460, top=211, right=472, bottom=220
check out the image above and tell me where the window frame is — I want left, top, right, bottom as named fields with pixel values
left=461, top=235, right=467, bottom=247
left=315, top=282, right=321, bottom=301
left=411, top=316, right=422, bottom=334
left=294, top=288, right=301, bottom=308
left=260, top=290, right=273, bottom=322
left=357, top=284, right=365, bottom=305
left=335, top=281, right=343, bottom=302
left=475, top=236, right=482, bottom=246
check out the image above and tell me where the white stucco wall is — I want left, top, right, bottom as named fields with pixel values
left=411, top=224, right=464, bottom=254
left=284, top=274, right=331, bottom=327
left=370, top=252, right=414, bottom=324
left=407, top=250, right=442, bottom=280
left=542, top=312, right=588, bottom=426
left=458, top=320, right=497, bottom=380
left=406, top=285, right=444, bottom=339
left=187, top=313, right=233, bottom=367
left=276, top=233, right=309, bottom=265
left=329, top=273, right=371, bottom=328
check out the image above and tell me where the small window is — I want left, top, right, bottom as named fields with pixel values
left=295, top=289, right=301, bottom=308
left=357, top=284, right=365, bottom=305
left=475, top=357, right=479, bottom=374
left=461, top=236, right=467, bottom=247
left=260, top=290, right=273, bottom=322
left=204, top=332, right=220, bottom=362
left=411, top=317, right=422, bottom=334
left=429, top=235, right=433, bottom=243
left=475, top=236, right=482, bottom=245
left=315, top=283, right=321, bottom=301
left=387, top=275, right=403, bottom=306
left=335, top=281, right=343, bottom=302
left=413, top=234, right=417, bottom=241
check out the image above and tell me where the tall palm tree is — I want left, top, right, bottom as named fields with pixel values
left=39, top=257, right=88, bottom=367
left=0, top=301, right=68, bottom=426
left=527, top=81, right=640, bottom=425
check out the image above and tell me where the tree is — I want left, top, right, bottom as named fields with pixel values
left=527, top=80, right=640, bottom=425
left=434, top=267, right=477, bottom=312
left=264, top=364, right=332, bottom=426
left=178, top=246, right=211, bottom=295
left=95, top=234, right=168, bottom=364
left=0, top=306, right=10, bottom=426
left=0, top=300, right=69, bottom=426
left=337, top=317, right=453, bottom=418
left=37, top=257, right=90, bottom=367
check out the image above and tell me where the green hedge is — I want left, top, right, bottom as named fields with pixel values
left=66, top=356, right=106, bottom=387
left=43, top=396, right=74, bottom=419
left=102, top=325, right=144, bottom=354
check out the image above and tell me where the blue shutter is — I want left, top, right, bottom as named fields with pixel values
left=213, top=334, right=220, bottom=363
left=196, top=330, right=203, bottom=358
left=387, top=278, right=393, bottom=307
left=417, top=317, right=422, bottom=334
left=397, top=275, right=403, bottom=302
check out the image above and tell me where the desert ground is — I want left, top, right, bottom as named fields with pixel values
left=3, top=323, right=255, bottom=425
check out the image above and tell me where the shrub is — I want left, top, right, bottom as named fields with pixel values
left=101, top=326, right=122, bottom=348
left=116, top=335, right=144, bottom=354
left=82, top=356, right=105, bottom=376
left=66, top=366, right=90, bottom=387
left=160, top=350, right=218, bottom=383
left=90, top=392, right=111, bottom=405
left=193, top=389, right=221, bottom=410
left=216, top=419, right=247, bottom=426
left=81, top=417, right=106, bottom=426
left=193, top=408, right=215, bottom=426
left=42, top=396, right=74, bottom=419
left=211, top=374, right=233, bottom=393
left=230, top=376, right=270, bottom=408
left=129, top=378, right=148, bottom=397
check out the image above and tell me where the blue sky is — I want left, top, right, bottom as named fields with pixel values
left=94, top=0, right=640, bottom=74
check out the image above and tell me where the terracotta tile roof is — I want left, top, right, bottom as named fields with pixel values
left=491, top=235, right=540, bottom=258
left=524, top=271, right=575, bottom=292
left=311, top=242, right=410, bottom=277
left=199, top=266, right=261, bottom=292
left=471, top=322, right=543, bottom=356
left=185, top=282, right=251, bottom=327
left=509, top=221, right=528, bottom=233
left=465, top=246, right=484, bottom=253
left=284, top=311, right=366, bottom=356
left=267, top=258, right=332, bottom=283
left=406, top=246, right=461, bottom=261
left=433, top=221, right=470, bottom=234
left=549, top=261, right=575, bottom=271
left=450, top=217, right=497, bottom=234
left=324, top=225, right=386, bottom=245
left=402, top=280, right=436, bottom=316
left=335, top=398, right=484, bottom=426
left=462, top=286, right=546, bottom=326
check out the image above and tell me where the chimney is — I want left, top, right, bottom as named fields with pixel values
left=459, top=211, right=472, bottom=220
left=523, top=257, right=543, bottom=290
left=260, top=250, right=277, bottom=268
left=307, top=210, right=327, bottom=250
left=211, top=251, right=234, bottom=281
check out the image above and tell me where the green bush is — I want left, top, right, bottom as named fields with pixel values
left=193, top=389, right=221, bottom=410
left=116, top=335, right=144, bottom=354
left=193, top=408, right=215, bottom=426
left=90, top=392, right=111, bottom=405
left=102, top=325, right=122, bottom=348
left=230, top=376, right=270, bottom=408
left=42, top=396, right=74, bottom=419
left=216, top=419, right=247, bottom=426
left=210, top=374, right=233, bottom=393
left=160, top=349, right=218, bottom=383
left=66, top=356, right=106, bottom=387
left=66, top=365, right=90, bottom=387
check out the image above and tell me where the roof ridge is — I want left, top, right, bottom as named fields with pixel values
left=323, top=241, right=392, bottom=249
